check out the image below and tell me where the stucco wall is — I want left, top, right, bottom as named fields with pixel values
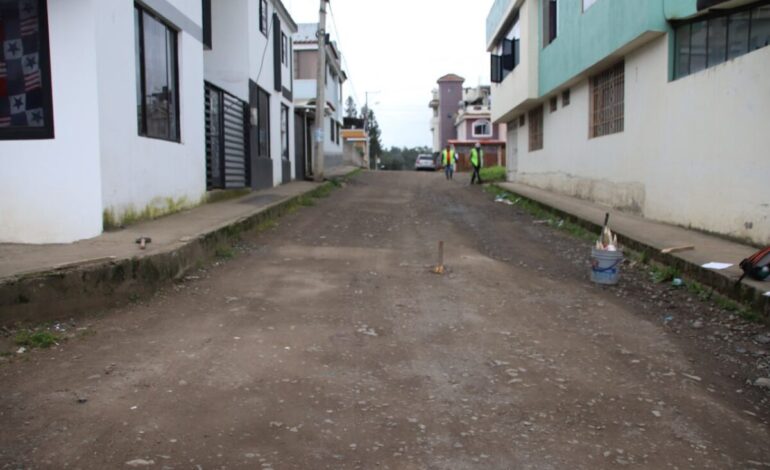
left=0, top=0, right=104, bottom=243
left=512, top=36, right=770, bottom=245
left=490, top=0, right=539, bottom=123
left=204, top=0, right=250, bottom=101
left=97, top=0, right=206, bottom=222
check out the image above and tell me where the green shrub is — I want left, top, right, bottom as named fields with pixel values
left=480, top=165, right=506, bottom=183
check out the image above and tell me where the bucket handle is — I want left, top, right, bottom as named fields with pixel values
left=591, top=259, right=623, bottom=273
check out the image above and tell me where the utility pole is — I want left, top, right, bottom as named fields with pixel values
left=313, top=0, right=329, bottom=182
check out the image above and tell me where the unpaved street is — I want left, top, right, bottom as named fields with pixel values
left=1, top=171, right=769, bottom=469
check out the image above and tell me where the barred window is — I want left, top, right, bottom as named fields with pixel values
left=528, top=105, right=543, bottom=151
left=590, top=62, right=624, bottom=138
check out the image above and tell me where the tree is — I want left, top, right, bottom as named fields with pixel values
left=344, top=97, right=357, bottom=119
left=361, top=106, right=383, bottom=168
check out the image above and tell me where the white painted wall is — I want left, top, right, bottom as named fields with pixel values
left=511, top=36, right=770, bottom=245
left=204, top=0, right=250, bottom=101
left=96, top=0, right=206, bottom=222
left=0, top=0, right=103, bottom=243
left=490, top=0, right=539, bottom=124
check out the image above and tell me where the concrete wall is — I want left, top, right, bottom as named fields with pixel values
left=511, top=36, right=770, bottom=245
left=0, top=0, right=104, bottom=243
left=538, top=0, right=669, bottom=96
left=204, top=0, right=250, bottom=101
left=97, top=0, right=206, bottom=223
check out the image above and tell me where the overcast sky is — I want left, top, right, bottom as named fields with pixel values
left=285, top=0, right=492, bottom=149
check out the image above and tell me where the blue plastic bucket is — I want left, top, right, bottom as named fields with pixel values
left=590, top=247, right=623, bottom=285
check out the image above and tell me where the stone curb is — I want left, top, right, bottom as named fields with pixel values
left=0, top=180, right=343, bottom=327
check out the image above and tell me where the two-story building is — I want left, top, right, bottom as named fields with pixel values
left=430, top=74, right=506, bottom=170
left=292, top=23, right=347, bottom=177
left=204, top=0, right=298, bottom=190
left=0, top=0, right=299, bottom=244
left=487, top=0, right=770, bottom=245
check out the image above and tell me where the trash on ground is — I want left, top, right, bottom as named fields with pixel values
left=595, top=213, right=619, bottom=251
left=660, top=245, right=694, bottom=254
left=671, top=278, right=684, bottom=287
left=702, top=262, right=733, bottom=270
left=764, top=291, right=770, bottom=297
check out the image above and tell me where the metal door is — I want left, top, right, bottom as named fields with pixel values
left=205, top=83, right=249, bottom=189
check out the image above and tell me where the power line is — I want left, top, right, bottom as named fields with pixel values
left=326, top=1, right=361, bottom=110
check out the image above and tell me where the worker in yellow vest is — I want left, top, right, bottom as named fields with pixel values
left=441, top=144, right=458, bottom=180
left=470, top=142, right=484, bottom=185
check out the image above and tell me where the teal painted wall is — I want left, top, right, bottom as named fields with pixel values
left=538, top=0, right=675, bottom=96
left=663, top=0, right=699, bottom=20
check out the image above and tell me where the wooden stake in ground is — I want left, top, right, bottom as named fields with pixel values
left=433, top=241, right=445, bottom=274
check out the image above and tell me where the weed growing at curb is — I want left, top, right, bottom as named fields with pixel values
left=480, top=166, right=506, bottom=183
left=486, top=185, right=596, bottom=242
left=215, top=245, right=235, bottom=260
left=15, top=330, right=60, bottom=349
left=487, top=184, right=763, bottom=323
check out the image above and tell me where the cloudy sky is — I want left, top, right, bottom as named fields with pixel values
left=285, top=0, right=492, bottom=148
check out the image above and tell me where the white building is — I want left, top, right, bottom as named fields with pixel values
left=292, top=23, right=346, bottom=174
left=0, top=0, right=205, bottom=243
left=204, top=0, right=298, bottom=190
left=487, top=0, right=770, bottom=245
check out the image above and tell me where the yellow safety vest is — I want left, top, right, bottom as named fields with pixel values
left=442, top=149, right=455, bottom=166
left=470, top=148, right=483, bottom=167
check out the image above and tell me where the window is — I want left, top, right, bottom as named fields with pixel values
left=281, top=32, right=288, bottom=65
left=562, top=89, right=570, bottom=106
left=135, top=4, right=180, bottom=142
left=583, top=0, right=598, bottom=11
left=0, top=0, right=54, bottom=140
left=259, top=0, right=268, bottom=35
left=257, top=86, right=270, bottom=157
left=528, top=106, right=543, bottom=151
left=543, top=0, right=558, bottom=46
left=280, top=104, right=289, bottom=160
left=519, top=114, right=525, bottom=127
left=549, top=96, right=558, bottom=112
left=329, top=117, right=335, bottom=143
left=473, top=120, right=492, bottom=137
left=490, top=55, right=503, bottom=83
left=590, top=62, right=624, bottom=138
left=674, top=3, right=770, bottom=80
left=202, top=0, right=212, bottom=49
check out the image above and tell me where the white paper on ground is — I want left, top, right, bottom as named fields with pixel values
left=764, top=291, right=770, bottom=297
left=702, top=262, right=733, bottom=270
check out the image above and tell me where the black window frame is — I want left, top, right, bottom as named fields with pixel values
left=135, top=3, right=181, bottom=143
left=0, top=0, right=55, bottom=141
left=280, top=103, right=289, bottom=160
left=259, top=0, right=268, bottom=36
left=543, top=0, right=558, bottom=46
left=256, top=85, right=270, bottom=158
left=202, top=0, right=212, bottom=49
left=672, top=0, right=770, bottom=80
left=281, top=32, right=288, bottom=65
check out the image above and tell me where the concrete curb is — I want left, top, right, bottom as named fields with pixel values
left=0, top=179, right=346, bottom=327
left=491, top=184, right=769, bottom=320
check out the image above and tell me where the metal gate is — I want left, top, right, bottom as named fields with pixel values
left=205, top=83, right=249, bottom=189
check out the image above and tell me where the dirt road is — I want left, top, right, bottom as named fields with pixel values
left=1, top=171, right=769, bottom=469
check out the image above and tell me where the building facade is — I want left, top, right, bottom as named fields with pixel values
left=203, top=0, right=298, bottom=190
left=292, top=23, right=346, bottom=176
left=0, top=0, right=302, bottom=244
left=0, top=0, right=205, bottom=243
left=487, top=0, right=770, bottom=245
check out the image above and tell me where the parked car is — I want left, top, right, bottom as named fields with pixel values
left=414, top=154, right=437, bottom=171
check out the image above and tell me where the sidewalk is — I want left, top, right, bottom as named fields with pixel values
left=497, top=182, right=769, bottom=315
left=0, top=166, right=359, bottom=325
